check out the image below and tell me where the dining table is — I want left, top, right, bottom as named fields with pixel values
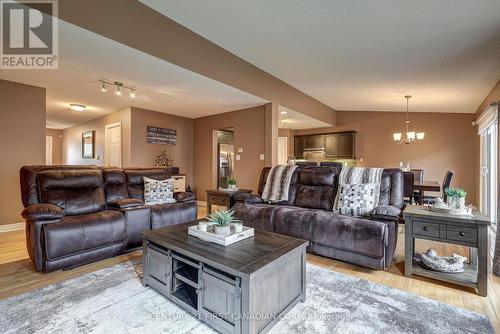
left=413, top=180, right=441, bottom=205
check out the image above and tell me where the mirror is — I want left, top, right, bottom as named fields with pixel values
left=82, top=131, right=95, bottom=159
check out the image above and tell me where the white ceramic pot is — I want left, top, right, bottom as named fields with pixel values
left=233, top=222, right=243, bottom=233
left=198, top=221, right=208, bottom=232
left=214, top=225, right=231, bottom=236
left=447, top=196, right=466, bottom=212
left=228, top=184, right=237, bottom=190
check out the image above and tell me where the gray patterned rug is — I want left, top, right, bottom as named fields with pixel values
left=0, top=261, right=493, bottom=334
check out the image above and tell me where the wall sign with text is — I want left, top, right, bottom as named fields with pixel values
left=146, top=126, right=176, bottom=145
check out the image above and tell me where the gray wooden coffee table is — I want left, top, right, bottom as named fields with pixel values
left=142, top=221, right=309, bottom=334
left=403, top=205, right=490, bottom=296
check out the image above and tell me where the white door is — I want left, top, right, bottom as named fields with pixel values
left=277, top=137, right=288, bottom=165
left=105, top=122, right=122, bottom=167
left=45, top=136, right=53, bottom=165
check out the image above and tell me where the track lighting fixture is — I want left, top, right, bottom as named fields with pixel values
left=98, top=79, right=136, bottom=98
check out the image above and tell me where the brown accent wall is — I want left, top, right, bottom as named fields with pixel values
left=62, top=108, right=132, bottom=167
left=130, top=107, right=194, bottom=186
left=295, top=111, right=478, bottom=204
left=194, top=105, right=266, bottom=201
left=45, top=129, right=63, bottom=165
left=0, top=80, right=45, bottom=225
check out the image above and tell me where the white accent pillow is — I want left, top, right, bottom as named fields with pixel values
left=143, top=177, right=176, bottom=205
left=335, top=183, right=378, bottom=217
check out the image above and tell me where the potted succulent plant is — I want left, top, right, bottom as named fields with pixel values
left=445, top=187, right=467, bottom=213
left=207, top=209, right=241, bottom=236
left=227, top=178, right=238, bottom=190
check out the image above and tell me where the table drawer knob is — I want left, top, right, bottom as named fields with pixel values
left=423, top=227, right=428, bottom=231
left=459, top=231, right=465, bottom=236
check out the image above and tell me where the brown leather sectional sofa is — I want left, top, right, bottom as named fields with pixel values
left=20, top=165, right=197, bottom=272
left=233, top=166, right=404, bottom=270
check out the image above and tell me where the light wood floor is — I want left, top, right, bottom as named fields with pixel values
left=1, top=205, right=499, bottom=332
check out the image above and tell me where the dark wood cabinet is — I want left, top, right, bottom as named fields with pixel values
left=294, top=136, right=306, bottom=158
left=338, top=132, right=355, bottom=158
left=294, top=131, right=356, bottom=159
left=324, top=134, right=338, bottom=157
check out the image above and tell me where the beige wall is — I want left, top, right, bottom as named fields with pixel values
left=295, top=111, right=478, bottom=204
left=63, top=108, right=132, bottom=167
left=130, top=107, right=194, bottom=186
left=45, top=129, right=63, bottom=165
left=0, top=80, right=45, bottom=225
left=194, top=105, right=266, bottom=201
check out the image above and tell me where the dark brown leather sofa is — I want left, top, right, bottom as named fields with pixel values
left=20, top=165, right=196, bottom=272
left=233, top=166, right=404, bottom=270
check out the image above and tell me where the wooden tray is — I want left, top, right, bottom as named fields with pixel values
left=188, top=223, right=254, bottom=246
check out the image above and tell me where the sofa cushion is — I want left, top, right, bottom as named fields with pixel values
left=335, top=183, right=378, bottom=217
left=232, top=203, right=280, bottom=232
left=294, top=168, right=336, bottom=210
left=274, top=206, right=318, bottom=241
left=150, top=202, right=197, bottom=229
left=313, top=213, right=388, bottom=259
left=101, top=168, right=129, bottom=203
left=43, top=210, right=126, bottom=260
left=378, top=169, right=404, bottom=208
left=38, top=169, right=106, bottom=215
left=125, top=169, right=170, bottom=200
left=143, top=177, right=175, bottom=205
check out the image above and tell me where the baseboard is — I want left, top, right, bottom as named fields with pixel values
left=0, top=221, right=25, bottom=233
left=197, top=200, right=207, bottom=207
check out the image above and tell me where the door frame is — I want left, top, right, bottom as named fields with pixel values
left=45, top=135, right=53, bottom=165
left=104, top=122, right=122, bottom=167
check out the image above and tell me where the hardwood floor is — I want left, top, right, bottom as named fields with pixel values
left=1, top=205, right=499, bottom=332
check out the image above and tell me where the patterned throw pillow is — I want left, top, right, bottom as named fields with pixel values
left=335, top=183, right=378, bottom=217
left=143, top=177, right=176, bottom=205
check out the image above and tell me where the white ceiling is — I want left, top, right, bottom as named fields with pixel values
left=142, top=0, right=500, bottom=113
left=0, top=20, right=267, bottom=129
left=278, top=106, right=330, bottom=130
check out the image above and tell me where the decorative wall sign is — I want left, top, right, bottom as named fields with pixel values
left=146, top=126, right=176, bottom=145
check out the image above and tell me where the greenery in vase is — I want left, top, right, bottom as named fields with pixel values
left=445, top=187, right=467, bottom=199
left=207, top=209, right=241, bottom=227
left=227, top=178, right=237, bottom=186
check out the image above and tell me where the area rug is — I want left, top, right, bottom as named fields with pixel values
left=0, top=261, right=493, bottom=334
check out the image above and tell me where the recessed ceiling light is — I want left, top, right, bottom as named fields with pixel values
left=69, top=104, right=86, bottom=112
left=280, top=111, right=288, bottom=115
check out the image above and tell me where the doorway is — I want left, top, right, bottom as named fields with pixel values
left=277, top=136, right=288, bottom=165
left=105, top=122, right=122, bottom=167
left=45, top=136, right=53, bottom=165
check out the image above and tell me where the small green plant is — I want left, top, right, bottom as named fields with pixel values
left=227, top=178, right=237, bottom=186
left=207, top=209, right=241, bottom=227
left=445, top=187, right=467, bottom=199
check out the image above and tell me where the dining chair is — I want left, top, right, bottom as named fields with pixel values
left=422, top=170, right=455, bottom=204
left=403, top=171, right=415, bottom=204
left=411, top=169, right=424, bottom=183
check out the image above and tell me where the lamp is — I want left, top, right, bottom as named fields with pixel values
left=393, top=95, right=425, bottom=144
left=99, top=79, right=136, bottom=98
left=69, top=104, right=86, bottom=112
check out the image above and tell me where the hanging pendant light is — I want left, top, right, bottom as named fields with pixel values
left=393, top=95, right=425, bottom=144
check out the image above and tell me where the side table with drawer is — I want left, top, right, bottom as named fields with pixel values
left=206, top=189, right=252, bottom=214
left=403, top=205, right=491, bottom=296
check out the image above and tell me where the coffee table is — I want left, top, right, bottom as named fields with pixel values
left=142, top=221, right=309, bottom=334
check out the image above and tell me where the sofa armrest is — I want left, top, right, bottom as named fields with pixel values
left=22, top=203, right=64, bottom=221
left=174, top=192, right=196, bottom=203
left=233, top=193, right=263, bottom=205
left=369, top=205, right=401, bottom=222
left=108, top=198, right=144, bottom=209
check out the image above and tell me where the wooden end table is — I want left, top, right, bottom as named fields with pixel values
left=403, top=205, right=490, bottom=296
left=206, top=189, right=252, bottom=214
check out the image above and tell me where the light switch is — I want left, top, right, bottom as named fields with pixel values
left=236, top=155, right=241, bottom=161
left=237, top=148, right=243, bottom=153
left=259, top=154, right=265, bottom=161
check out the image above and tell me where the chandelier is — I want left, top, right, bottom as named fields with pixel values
left=393, top=95, right=424, bottom=144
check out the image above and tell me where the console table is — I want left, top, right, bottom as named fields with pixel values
left=142, top=221, right=308, bottom=334
left=206, top=189, right=252, bottom=214
left=403, top=205, right=490, bottom=296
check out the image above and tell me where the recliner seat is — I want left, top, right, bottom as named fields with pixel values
left=20, top=165, right=197, bottom=272
left=233, top=166, right=403, bottom=270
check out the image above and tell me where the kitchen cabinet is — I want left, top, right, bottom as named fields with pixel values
left=294, top=131, right=356, bottom=160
